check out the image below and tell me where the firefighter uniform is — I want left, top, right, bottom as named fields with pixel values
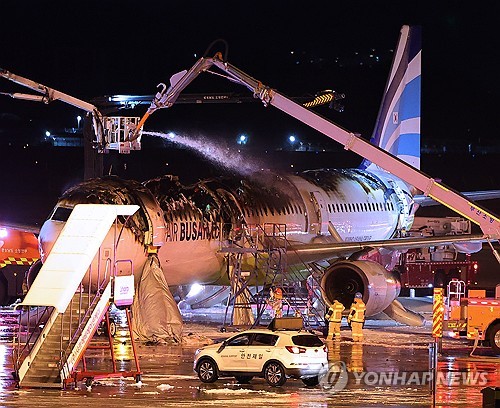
left=348, top=294, right=366, bottom=342
left=269, top=287, right=283, bottom=318
left=325, top=300, right=345, bottom=340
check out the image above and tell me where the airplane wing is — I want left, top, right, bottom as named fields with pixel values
left=415, top=190, right=500, bottom=207
left=288, top=233, right=486, bottom=260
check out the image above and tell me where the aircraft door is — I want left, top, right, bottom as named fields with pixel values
left=215, top=189, right=247, bottom=242
left=310, top=191, right=329, bottom=235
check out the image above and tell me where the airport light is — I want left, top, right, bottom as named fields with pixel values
left=187, top=283, right=204, bottom=297
left=77, top=115, right=82, bottom=128
left=288, top=135, right=298, bottom=151
left=45, top=131, right=51, bottom=137
left=237, top=134, right=248, bottom=145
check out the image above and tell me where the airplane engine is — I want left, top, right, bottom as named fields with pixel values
left=320, top=260, right=401, bottom=316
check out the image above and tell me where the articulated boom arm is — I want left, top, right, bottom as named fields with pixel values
left=0, top=68, right=141, bottom=154
left=134, top=54, right=500, bottom=241
left=0, top=68, right=97, bottom=112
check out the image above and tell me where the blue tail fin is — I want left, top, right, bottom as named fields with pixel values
left=361, top=25, right=421, bottom=170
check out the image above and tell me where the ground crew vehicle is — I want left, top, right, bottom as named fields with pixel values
left=193, top=327, right=328, bottom=386
left=443, top=280, right=500, bottom=353
left=0, top=226, right=39, bottom=306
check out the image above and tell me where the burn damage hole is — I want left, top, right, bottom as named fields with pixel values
left=324, top=267, right=365, bottom=308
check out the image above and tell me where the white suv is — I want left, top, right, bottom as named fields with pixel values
left=193, top=328, right=328, bottom=386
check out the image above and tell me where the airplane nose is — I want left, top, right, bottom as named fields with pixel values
left=38, top=220, right=65, bottom=263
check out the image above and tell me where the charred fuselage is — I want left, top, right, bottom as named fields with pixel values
left=35, top=168, right=412, bottom=316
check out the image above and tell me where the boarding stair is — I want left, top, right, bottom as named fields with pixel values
left=219, top=223, right=326, bottom=330
left=12, top=204, right=140, bottom=388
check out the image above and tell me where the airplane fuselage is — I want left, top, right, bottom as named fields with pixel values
left=38, top=168, right=414, bottom=288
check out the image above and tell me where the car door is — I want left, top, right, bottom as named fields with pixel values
left=244, top=332, right=279, bottom=372
left=218, top=333, right=252, bottom=371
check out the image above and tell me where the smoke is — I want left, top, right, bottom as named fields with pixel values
left=143, top=131, right=265, bottom=176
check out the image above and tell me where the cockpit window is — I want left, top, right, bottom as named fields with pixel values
left=51, top=206, right=73, bottom=222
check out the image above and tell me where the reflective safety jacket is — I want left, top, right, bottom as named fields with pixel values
left=274, top=288, right=283, bottom=300
left=326, top=301, right=345, bottom=322
left=348, top=298, right=366, bottom=323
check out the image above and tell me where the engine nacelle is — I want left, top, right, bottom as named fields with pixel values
left=320, top=260, right=401, bottom=316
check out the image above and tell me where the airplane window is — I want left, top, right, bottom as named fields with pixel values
left=348, top=203, right=352, bottom=212
left=355, top=203, right=360, bottom=212
left=363, top=203, right=367, bottom=212
left=51, top=206, right=73, bottom=222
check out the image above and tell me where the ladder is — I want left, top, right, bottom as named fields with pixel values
left=12, top=204, right=139, bottom=388
left=219, top=223, right=326, bottom=330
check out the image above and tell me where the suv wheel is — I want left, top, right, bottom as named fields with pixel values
left=197, top=359, right=219, bottom=383
left=302, top=376, right=319, bottom=386
left=235, top=375, right=253, bottom=384
left=264, top=362, right=286, bottom=386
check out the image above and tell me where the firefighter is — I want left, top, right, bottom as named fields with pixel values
left=348, top=292, right=366, bottom=342
left=273, top=287, right=283, bottom=318
left=268, top=286, right=283, bottom=319
left=325, top=299, right=345, bottom=340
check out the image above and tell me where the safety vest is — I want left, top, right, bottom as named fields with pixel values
left=327, top=302, right=345, bottom=322
left=349, top=299, right=366, bottom=323
left=274, top=288, right=283, bottom=300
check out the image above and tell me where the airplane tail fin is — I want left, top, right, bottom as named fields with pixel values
left=361, top=25, right=421, bottom=171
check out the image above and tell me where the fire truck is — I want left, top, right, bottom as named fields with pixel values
left=0, top=225, right=39, bottom=306
left=443, top=280, right=500, bottom=354
left=398, top=217, right=479, bottom=293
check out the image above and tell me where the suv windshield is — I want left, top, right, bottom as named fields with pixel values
left=292, top=335, right=324, bottom=347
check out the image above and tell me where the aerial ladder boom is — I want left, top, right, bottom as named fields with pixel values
left=0, top=68, right=142, bottom=153
left=130, top=53, right=500, bottom=246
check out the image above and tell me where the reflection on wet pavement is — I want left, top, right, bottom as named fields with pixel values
left=0, top=311, right=498, bottom=407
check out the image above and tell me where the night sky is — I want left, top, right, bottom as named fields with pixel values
left=2, top=2, right=498, bottom=142
left=1, top=2, right=499, bottom=224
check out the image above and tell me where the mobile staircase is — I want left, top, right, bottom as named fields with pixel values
left=12, top=204, right=141, bottom=388
left=220, top=223, right=326, bottom=330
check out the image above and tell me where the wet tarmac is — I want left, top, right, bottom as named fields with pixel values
left=0, top=307, right=499, bottom=408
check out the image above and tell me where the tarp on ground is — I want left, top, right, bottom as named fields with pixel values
left=132, top=254, right=183, bottom=343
